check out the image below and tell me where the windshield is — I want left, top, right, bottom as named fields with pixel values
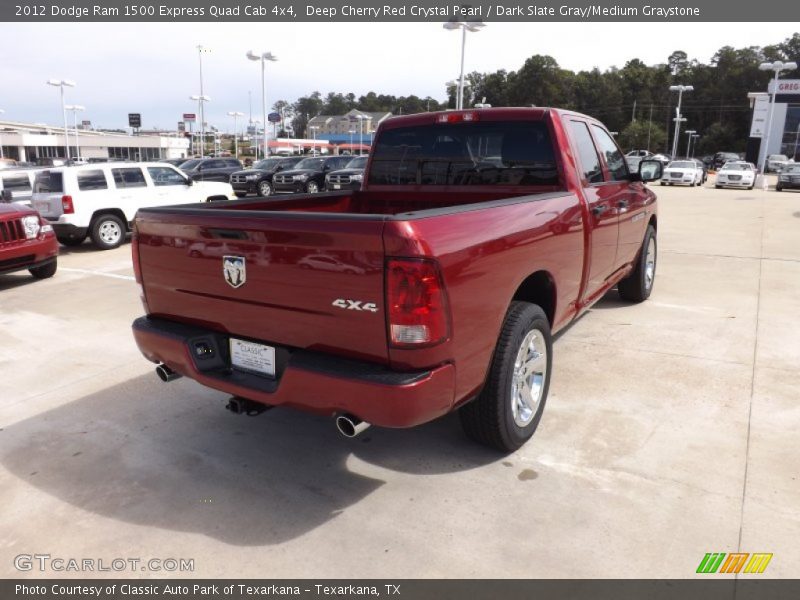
left=669, top=161, right=695, bottom=169
left=782, top=164, right=800, bottom=173
left=769, top=155, right=789, bottom=161
left=180, top=159, right=201, bottom=170
left=368, top=121, right=558, bottom=186
left=253, top=159, right=281, bottom=170
left=295, top=158, right=325, bottom=170
left=721, top=162, right=751, bottom=171
left=346, top=156, right=369, bottom=169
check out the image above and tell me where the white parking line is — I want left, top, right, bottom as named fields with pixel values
left=60, top=267, right=135, bottom=282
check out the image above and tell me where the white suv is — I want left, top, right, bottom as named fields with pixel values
left=31, top=162, right=236, bottom=249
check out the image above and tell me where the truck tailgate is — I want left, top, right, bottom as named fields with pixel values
left=134, top=209, right=389, bottom=363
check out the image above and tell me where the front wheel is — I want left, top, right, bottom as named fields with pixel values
left=618, top=225, right=656, bottom=303
left=91, top=214, right=126, bottom=250
left=306, top=181, right=320, bottom=194
left=776, top=185, right=783, bottom=192
left=258, top=180, right=272, bottom=196
left=459, top=302, right=552, bottom=453
left=29, top=259, right=57, bottom=279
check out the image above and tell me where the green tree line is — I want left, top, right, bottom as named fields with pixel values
left=278, top=33, right=799, bottom=156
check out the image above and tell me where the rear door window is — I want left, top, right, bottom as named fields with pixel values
left=111, top=168, right=147, bottom=188
left=77, top=170, right=109, bottom=191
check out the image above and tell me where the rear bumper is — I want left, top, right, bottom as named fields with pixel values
left=132, top=316, right=456, bottom=428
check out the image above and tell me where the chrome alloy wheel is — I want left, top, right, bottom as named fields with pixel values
left=98, top=220, right=122, bottom=245
left=511, top=329, right=548, bottom=427
left=644, top=237, right=656, bottom=291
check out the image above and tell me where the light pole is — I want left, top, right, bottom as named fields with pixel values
left=310, top=125, right=319, bottom=154
left=443, top=20, right=485, bottom=110
left=758, top=60, right=798, bottom=173
left=190, top=95, right=210, bottom=156
left=196, top=45, right=211, bottom=158
left=47, top=79, right=76, bottom=160
left=669, top=85, right=693, bottom=158
left=227, top=111, right=244, bottom=159
left=355, top=114, right=366, bottom=155
left=348, top=129, right=355, bottom=154
left=684, top=129, right=696, bottom=158
left=247, top=50, right=278, bottom=158
left=794, top=123, right=800, bottom=161
left=65, top=105, right=85, bottom=161
left=690, top=134, right=700, bottom=158
left=0, top=108, right=4, bottom=159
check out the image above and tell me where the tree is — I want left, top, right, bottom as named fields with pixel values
left=618, top=120, right=667, bottom=153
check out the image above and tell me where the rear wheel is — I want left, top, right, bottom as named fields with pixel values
left=618, top=225, right=656, bottom=303
left=459, top=302, right=552, bottom=453
left=234, top=192, right=247, bottom=198
left=258, top=180, right=272, bottom=196
left=57, top=235, right=85, bottom=247
left=91, top=214, right=125, bottom=250
left=306, top=181, right=320, bottom=194
left=29, top=259, right=57, bottom=279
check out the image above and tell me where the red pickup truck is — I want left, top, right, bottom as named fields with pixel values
left=132, top=108, right=661, bottom=452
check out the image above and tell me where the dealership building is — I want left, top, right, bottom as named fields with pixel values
left=0, top=119, right=190, bottom=163
left=748, top=78, right=800, bottom=164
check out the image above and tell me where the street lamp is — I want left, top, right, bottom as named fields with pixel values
left=47, top=78, right=76, bottom=160
left=669, top=84, right=693, bottom=158
left=690, top=134, right=700, bottom=158
left=246, top=50, right=278, bottom=158
left=355, top=114, right=367, bottom=155
left=227, top=111, right=244, bottom=159
left=65, top=105, right=85, bottom=161
left=684, top=129, right=696, bottom=158
left=196, top=45, right=211, bottom=158
left=309, top=125, right=319, bottom=154
left=348, top=129, right=355, bottom=154
left=443, top=19, right=485, bottom=110
left=758, top=60, right=798, bottom=173
left=190, top=95, right=210, bottom=156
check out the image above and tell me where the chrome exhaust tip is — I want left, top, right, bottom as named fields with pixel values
left=156, top=364, right=181, bottom=383
left=335, top=414, right=371, bottom=438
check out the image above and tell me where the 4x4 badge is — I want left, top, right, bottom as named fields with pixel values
left=223, top=255, right=246, bottom=288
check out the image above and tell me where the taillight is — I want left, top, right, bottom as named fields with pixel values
left=386, top=258, right=450, bottom=347
left=61, top=195, right=74, bottom=214
left=436, top=111, right=480, bottom=124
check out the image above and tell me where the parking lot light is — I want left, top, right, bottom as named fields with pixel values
left=690, top=134, right=700, bottom=158
left=64, top=105, right=85, bottom=161
left=247, top=50, right=278, bottom=157
left=190, top=95, right=210, bottom=156
left=348, top=129, right=355, bottom=154
left=196, top=45, right=211, bottom=158
left=46, top=79, right=76, bottom=160
left=758, top=60, right=798, bottom=173
left=309, top=125, right=319, bottom=154
left=227, top=111, right=244, bottom=159
left=355, top=115, right=367, bottom=155
left=684, top=129, right=696, bottom=158
left=443, top=20, right=485, bottom=110
left=669, top=84, right=693, bottom=159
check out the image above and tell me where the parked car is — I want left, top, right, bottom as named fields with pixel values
left=159, top=158, right=190, bottom=167
left=31, top=162, right=236, bottom=250
left=700, top=155, right=714, bottom=170
left=660, top=160, right=704, bottom=186
left=693, top=158, right=709, bottom=183
left=180, top=158, right=243, bottom=182
left=0, top=201, right=58, bottom=280
left=0, top=167, right=47, bottom=206
left=776, top=163, right=800, bottom=191
left=272, top=155, right=353, bottom=194
left=714, top=161, right=756, bottom=189
left=229, top=156, right=303, bottom=197
left=131, top=107, right=662, bottom=452
left=765, top=154, right=790, bottom=173
left=625, top=149, right=652, bottom=158
left=713, top=152, right=740, bottom=170
left=649, top=153, right=672, bottom=168
left=0, top=158, right=20, bottom=170
left=325, top=155, right=369, bottom=191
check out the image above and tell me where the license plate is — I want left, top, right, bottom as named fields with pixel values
left=332, top=184, right=341, bottom=189
left=229, top=338, right=275, bottom=378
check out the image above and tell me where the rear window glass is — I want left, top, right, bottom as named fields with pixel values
left=33, top=171, right=64, bottom=193
left=77, top=170, right=108, bottom=191
left=368, top=121, right=558, bottom=186
left=1, top=174, right=31, bottom=191
left=112, top=168, right=147, bottom=188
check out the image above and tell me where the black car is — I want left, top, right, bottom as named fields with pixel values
left=272, top=155, right=353, bottom=194
left=776, top=163, right=800, bottom=191
left=229, top=156, right=303, bottom=197
left=713, top=152, right=740, bottom=171
left=324, top=156, right=369, bottom=191
left=180, top=158, right=242, bottom=182
left=160, top=158, right=189, bottom=167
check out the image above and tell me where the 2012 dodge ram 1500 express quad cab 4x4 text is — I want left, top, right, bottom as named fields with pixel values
left=132, top=108, right=662, bottom=452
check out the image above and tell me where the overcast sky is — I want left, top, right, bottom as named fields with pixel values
left=0, top=22, right=795, bottom=131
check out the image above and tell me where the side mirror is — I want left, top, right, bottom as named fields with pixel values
left=636, top=159, right=662, bottom=182
left=185, top=177, right=194, bottom=186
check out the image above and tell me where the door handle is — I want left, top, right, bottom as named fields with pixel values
left=591, top=205, right=607, bottom=216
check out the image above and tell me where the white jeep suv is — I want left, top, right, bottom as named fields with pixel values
left=32, top=162, right=236, bottom=249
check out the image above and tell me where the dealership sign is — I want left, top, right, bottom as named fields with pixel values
left=749, top=95, right=770, bottom=138
left=183, top=113, right=196, bottom=122
left=768, top=79, right=800, bottom=94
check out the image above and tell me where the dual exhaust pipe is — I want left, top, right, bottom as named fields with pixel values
left=156, top=363, right=370, bottom=437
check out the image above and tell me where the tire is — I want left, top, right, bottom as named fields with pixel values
left=659, top=182, right=666, bottom=186
left=29, top=259, right=57, bottom=279
left=618, top=225, right=656, bottom=303
left=459, top=301, right=552, bottom=453
left=57, top=235, right=85, bottom=247
left=306, top=181, right=320, bottom=194
left=258, top=180, right=272, bottom=197
left=234, top=192, right=247, bottom=198
left=91, top=214, right=126, bottom=250
left=715, top=185, right=722, bottom=189
left=776, top=185, right=783, bottom=192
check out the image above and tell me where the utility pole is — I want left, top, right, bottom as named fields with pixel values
left=631, top=100, right=637, bottom=123
left=646, top=104, right=653, bottom=150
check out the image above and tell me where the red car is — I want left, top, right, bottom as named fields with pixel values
left=0, top=201, right=58, bottom=280
left=132, top=108, right=661, bottom=452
